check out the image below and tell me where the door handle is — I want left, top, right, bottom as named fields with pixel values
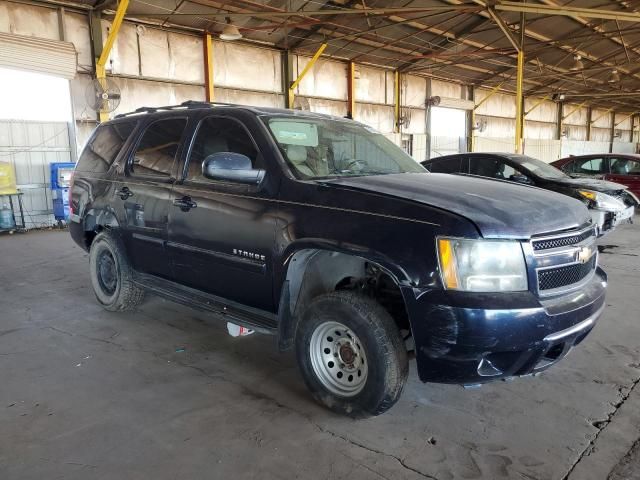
left=173, top=196, right=197, bottom=211
left=117, top=186, right=134, bottom=200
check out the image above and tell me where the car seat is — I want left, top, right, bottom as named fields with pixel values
left=286, top=145, right=315, bottom=177
left=611, top=159, right=629, bottom=174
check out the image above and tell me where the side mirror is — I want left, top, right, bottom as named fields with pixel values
left=202, top=152, right=265, bottom=185
left=510, top=174, right=533, bottom=185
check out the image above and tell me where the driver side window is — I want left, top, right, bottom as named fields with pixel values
left=186, top=116, right=262, bottom=182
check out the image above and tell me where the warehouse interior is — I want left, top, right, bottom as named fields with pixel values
left=1, top=1, right=640, bottom=479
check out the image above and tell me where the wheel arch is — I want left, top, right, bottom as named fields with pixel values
left=276, top=243, right=412, bottom=351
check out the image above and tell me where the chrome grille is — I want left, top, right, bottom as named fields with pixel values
left=532, top=228, right=593, bottom=251
left=531, top=225, right=597, bottom=295
left=538, top=255, right=596, bottom=291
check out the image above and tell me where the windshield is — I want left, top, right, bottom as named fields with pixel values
left=512, top=155, right=568, bottom=179
left=263, top=115, right=426, bottom=179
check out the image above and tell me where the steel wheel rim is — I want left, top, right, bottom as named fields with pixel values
left=309, top=320, right=368, bottom=397
left=97, top=249, right=117, bottom=296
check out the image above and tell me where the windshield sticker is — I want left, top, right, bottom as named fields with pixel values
left=270, top=121, right=319, bottom=146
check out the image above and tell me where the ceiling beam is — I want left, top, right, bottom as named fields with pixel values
left=494, top=1, right=640, bottom=23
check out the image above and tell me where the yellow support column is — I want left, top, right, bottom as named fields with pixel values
left=95, top=0, right=129, bottom=122
left=203, top=33, right=214, bottom=102
left=288, top=43, right=327, bottom=110
left=514, top=50, right=524, bottom=153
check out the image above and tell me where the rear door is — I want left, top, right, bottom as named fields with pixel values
left=167, top=113, right=278, bottom=312
left=117, top=116, right=189, bottom=279
left=606, top=156, right=640, bottom=197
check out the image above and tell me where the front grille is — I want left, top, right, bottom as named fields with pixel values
left=538, top=255, right=596, bottom=291
left=532, top=228, right=594, bottom=251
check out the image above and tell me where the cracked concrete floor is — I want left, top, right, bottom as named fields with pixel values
left=1, top=222, right=640, bottom=480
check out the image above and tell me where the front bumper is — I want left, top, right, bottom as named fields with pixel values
left=403, top=267, right=607, bottom=384
left=591, top=205, right=635, bottom=236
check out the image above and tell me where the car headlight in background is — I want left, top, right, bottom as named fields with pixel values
left=578, top=190, right=626, bottom=211
left=437, top=238, right=528, bottom=292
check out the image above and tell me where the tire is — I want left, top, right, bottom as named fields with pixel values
left=89, top=231, right=144, bottom=312
left=295, top=291, right=408, bottom=418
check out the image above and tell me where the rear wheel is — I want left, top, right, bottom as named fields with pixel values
left=89, top=231, right=144, bottom=311
left=295, top=291, right=408, bottom=417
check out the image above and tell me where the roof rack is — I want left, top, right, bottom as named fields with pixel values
left=114, top=100, right=244, bottom=118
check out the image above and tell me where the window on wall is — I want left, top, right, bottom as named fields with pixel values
left=131, top=118, right=188, bottom=177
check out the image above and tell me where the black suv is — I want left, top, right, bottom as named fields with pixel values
left=70, top=102, right=607, bottom=417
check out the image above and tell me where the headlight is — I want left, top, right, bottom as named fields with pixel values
left=437, top=238, right=528, bottom=292
left=578, top=190, right=625, bottom=211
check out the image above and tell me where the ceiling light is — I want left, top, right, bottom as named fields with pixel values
left=570, top=54, right=584, bottom=71
left=220, top=18, right=242, bottom=41
left=609, top=69, right=621, bottom=83
left=552, top=93, right=566, bottom=102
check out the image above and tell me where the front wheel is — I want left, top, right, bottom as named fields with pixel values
left=295, top=291, right=408, bottom=417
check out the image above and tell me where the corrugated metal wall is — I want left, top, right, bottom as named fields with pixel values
left=0, top=120, right=72, bottom=227
left=1, top=0, right=638, bottom=185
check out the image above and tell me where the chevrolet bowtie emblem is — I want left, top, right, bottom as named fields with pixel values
left=577, top=246, right=593, bottom=264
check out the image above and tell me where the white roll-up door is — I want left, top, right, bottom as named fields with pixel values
left=0, top=32, right=77, bottom=79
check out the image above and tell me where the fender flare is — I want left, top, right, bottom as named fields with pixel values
left=276, top=241, right=412, bottom=350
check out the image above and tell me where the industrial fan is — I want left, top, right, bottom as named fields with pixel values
left=85, top=77, right=122, bottom=113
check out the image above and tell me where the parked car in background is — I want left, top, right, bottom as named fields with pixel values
left=552, top=153, right=640, bottom=198
left=70, top=103, right=607, bottom=417
left=423, top=152, right=637, bottom=236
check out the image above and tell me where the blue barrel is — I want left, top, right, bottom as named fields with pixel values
left=0, top=204, right=15, bottom=229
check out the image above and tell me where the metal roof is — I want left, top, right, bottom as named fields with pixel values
left=88, top=1, right=640, bottom=112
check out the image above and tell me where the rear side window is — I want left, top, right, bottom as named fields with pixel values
left=131, top=118, right=188, bottom=177
left=469, top=157, right=500, bottom=177
left=569, top=158, right=606, bottom=174
left=427, top=157, right=465, bottom=173
left=76, top=121, right=137, bottom=173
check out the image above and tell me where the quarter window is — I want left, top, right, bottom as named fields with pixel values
left=77, top=121, right=137, bottom=173
left=131, top=118, right=188, bottom=177
left=185, top=116, right=261, bottom=182
left=571, top=158, right=606, bottom=174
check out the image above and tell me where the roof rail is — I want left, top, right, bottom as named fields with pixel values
left=114, top=100, right=243, bottom=118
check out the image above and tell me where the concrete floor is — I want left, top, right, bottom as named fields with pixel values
left=1, top=223, right=639, bottom=480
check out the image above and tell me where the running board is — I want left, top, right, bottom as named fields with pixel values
left=132, top=272, right=278, bottom=335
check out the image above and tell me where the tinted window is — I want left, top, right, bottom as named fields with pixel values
left=77, top=121, right=137, bottom=173
left=131, top=118, right=188, bottom=177
left=610, top=157, right=640, bottom=175
left=427, top=157, right=465, bottom=174
left=185, top=116, right=261, bottom=182
left=469, top=157, right=500, bottom=178
left=570, top=157, right=606, bottom=174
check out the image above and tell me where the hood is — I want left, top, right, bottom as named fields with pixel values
left=322, top=173, right=591, bottom=239
left=548, top=176, right=627, bottom=192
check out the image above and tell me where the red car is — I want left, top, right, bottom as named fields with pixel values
left=552, top=154, right=640, bottom=198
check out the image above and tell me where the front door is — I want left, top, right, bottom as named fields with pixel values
left=167, top=114, right=277, bottom=312
left=118, top=116, right=189, bottom=279
left=606, top=156, right=640, bottom=197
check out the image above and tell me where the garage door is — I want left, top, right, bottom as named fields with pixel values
left=0, top=120, right=72, bottom=227
left=0, top=32, right=76, bottom=79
